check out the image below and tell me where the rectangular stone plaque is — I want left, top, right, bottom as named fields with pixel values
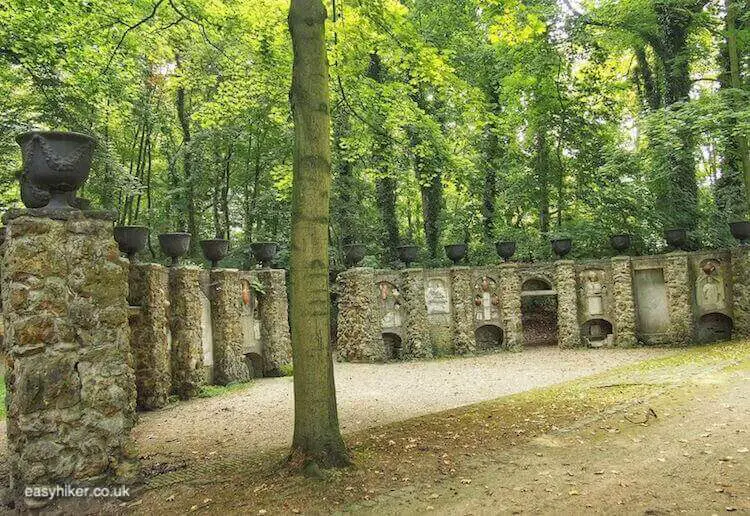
left=634, top=268, right=670, bottom=335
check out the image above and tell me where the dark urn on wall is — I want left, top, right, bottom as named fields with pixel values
left=729, top=221, right=750, bottom=245
left=664, top=228, right=688, bottom=250
left=251, top=241, right=279, bottom=269
left=159, top=232, right=191, bottom=267
left=16, top=131, right=96, bottom=210
left=114, top=226, right=149, bottom=261
left=445, top=243, right=468, bottom=265
left=397, top=245, right=420, bottom=268
left=610, top=234, right=631, bottom=253
left=496, top=241, right=517, bottom=262
left=343, top=243, right=367, bottom=268
left=201, top=239, right=229, bottom=268
left=551, top=238, right=572, bottom=259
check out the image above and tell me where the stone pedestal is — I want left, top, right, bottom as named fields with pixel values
left=611, top=256, right=637, bottom=347
left=255, top=268, right=292, bottom=376
left=209, top=269, right=251, bottom=384
left=336, top=267, right=383, bottom=362
left=731, top=247, right=750, bottom=338
left=450, top=267, right=476, bottom=355
left=400, top=269, right=432, bottom=359
left=169, top=266, right=206, bottom=399
left=499, top=263, right=523, bottom=351
left=555, top=260, right=580, bottom=348
left=128, top=263, right=171, bottom=410
left=1, top=211, right=139, bottom=507
left=664, top=252, right=693, bottom=346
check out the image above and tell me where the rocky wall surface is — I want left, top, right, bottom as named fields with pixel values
left=731, top=247, right=750, bottom=338
left=499, top=263, right=523, bottom=351
left=169, top=266, right=206, bottom=399
left=336, top=267, right=384, bottom=362
left=664, top=252, right=693, bottom=346
left=611, top=257, right=637, bottom=347
left=1, top=211, right=139, bottom=508
left=256, top=268, right=292, bottom=376
left=450, top=267, right=476, bottom=355
left=128, top=263, right=171, bottom=410
left=555, top=260, right=580, bottom=348
left=209, top=269, right=251, bottom=384
left=400, top=269, right=432, bottom=359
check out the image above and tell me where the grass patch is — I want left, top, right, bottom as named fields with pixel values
left=197, top=380, right=254, bottom=398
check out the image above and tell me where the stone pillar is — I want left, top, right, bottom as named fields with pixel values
left=256, top=268, right=292, bottom=376
left=611, top=256, right=637, bottom=347
left=2, top=211, right=139, bottom=507
left=128, top=263, right=171, bottom=410
left=169, top=266, right=206, bottom=399
left=664, top=252, right=693, bottom=346
left=400, top=268, right=432, bottom=359
left=336, top=267, right=383, bottom=362
left=450, top=267, right=476, bottom=355
left=555, top=260, right=580, bottom=348
left=498, top=263, right=523, bottom=351
left=209, top=269, right=251, bottom=384
left=731, top=246, right=750, bottom=338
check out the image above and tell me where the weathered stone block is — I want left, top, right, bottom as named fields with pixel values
left=450, top=267, right=476, bottom=355
left=555, top=260, right=580, bottom=348
left=400, top=269, right=432, bottom=359
left=336, top=267, right=383, bottom=362
left=611, top=257, right=637, bottom=347
left=256, top=269, right=293, bottom=375
left=210, top=268, right=252, bottom=384
left=169, top=266, right=206, bottom=399
left=499, top=263, right=523, bottom=351
left=731, top=247, right=750, bottom=338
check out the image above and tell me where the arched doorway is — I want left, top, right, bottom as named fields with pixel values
left=382, top=333, right=403, bottom=360
left=475, top=325, right=504, bottom=350
left=521, top=278, right=558, bottom=347
left=696, top=313, right=732, bottom=344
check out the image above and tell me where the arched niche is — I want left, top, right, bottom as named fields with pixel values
left=475, top=324, right=504, bottom=350
left=696, top=313, right=733, bottom=344
left=582, top=319, right=614, bottom=348
left=244, top=352, right=264, bottom=379
left=382, top=332, right=403, bottom=360
left=522, top=278, right=553, bottom=292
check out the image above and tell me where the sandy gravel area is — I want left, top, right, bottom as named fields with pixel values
left=132, top=347, right=673, bottom=463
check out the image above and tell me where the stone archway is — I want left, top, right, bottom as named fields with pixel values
left=382, top=332, right=403, bottom=360
left=475, top=325, right=504, bottom=350
left=521, top=278, right=558, bottom=347
left=582, top=319, right=614, bottom=347
left=696, top=313, right=733, bottom=344
left=244, top=352, right=264, bottom=378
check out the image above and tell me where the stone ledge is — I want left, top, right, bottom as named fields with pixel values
left=3, top=207, right=117, bottom=223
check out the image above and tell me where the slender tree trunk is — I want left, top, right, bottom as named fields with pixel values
left=482, top=127, right=498, bottom=242
left=176, top=64, right=197, bottom=245
left=535, top=128, right=550, bottom=234
left=287, top=0, right=349, bottom=473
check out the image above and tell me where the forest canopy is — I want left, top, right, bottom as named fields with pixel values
left=1, top=0, right=748, bottom=267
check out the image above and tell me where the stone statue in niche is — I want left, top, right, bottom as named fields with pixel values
left=425, top=278, right=450, bottom=315
left=581, top=270, right=606, bottom=317
left=474, top=276, right=500, bottom=322
left=697, top=259, right=725, bottom=309
left=241, top=280, right=261, bottom=341
left=379, top=282, right=402, bottom=329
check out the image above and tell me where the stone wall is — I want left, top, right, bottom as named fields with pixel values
left=731, top=247, right=750, bottom=338
left=498, top=264, right=523, bottom=351
left=255, top=268, right=292, bottom=376
left=400, top=269, right=433, bottom=359
left=209, top=268, right=251, bottom=385
left=128, top=263, right=171, bottom=410
left=450, top=267, right=476, bottom=355
left=611, top=257, right=637, bottom=347
left=664, top=252, right=693, bottom=346
left=336, top=267, right=383, bottom=362
left=168, top=266, right=206, bottom=399
left=555, top=260, right=580, bottom=348
left=1, top=211, right=139, bottom=507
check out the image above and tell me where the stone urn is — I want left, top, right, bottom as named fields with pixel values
left=551, top=238, right=572, bottom=259
left=251, top=242, right=279, bottom=269
left=445, top=244, right=467, bottom=265
left=114, top=226, right=149, bottom=261
left=496, top=241, right=516, bottom=262
left=343, top=244, right=367, bottom=268
left=397, top=245, right=420, bottom=267
left=729, top=221, right=750, bottom=245
left=664, top=228, right=687, bottom=250
left=610, top=234, right=631, bottom=253
left=201, top=239, right=229, bottom=268
left=159, top=232, right=191, bottom=267
left=16, top=131, right=96, bottom=210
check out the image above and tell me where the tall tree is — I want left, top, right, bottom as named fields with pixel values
left=287, top=0, right=349, bottom=472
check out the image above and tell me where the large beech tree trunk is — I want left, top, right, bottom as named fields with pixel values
left=287, top=0, right=349, bottom=472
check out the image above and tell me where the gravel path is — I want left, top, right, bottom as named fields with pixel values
left=134, top=347, right=673, bottom=464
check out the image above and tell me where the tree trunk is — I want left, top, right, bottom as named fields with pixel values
left=176, top=65, right=197, bottom=247
left=535, top=128, right=551, bottom=235
left=287, top=0, right=349, bottom=472
left=482, top=126, right=499, bottom=242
